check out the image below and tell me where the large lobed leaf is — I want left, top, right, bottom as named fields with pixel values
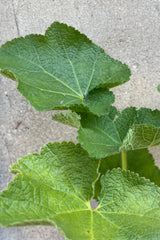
left=0, top=142, right=160, bottom=239
left=0, top=22, right=131, bottom=115
left=78, top=107, right=160, bottom=158
left=0, top=142, right=99, bottom=228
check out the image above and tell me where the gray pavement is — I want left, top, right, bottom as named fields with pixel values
left=0, top=0, right=160, bottom=239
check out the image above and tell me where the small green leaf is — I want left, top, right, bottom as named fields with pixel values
left=53, top=110, right=81, bottom=128
left=78, top=107, right=160, bottom=158
left=158, top=85, right=160, bottom=92
left=70, top=88, right=115, bottom=116
left=95, top=149, right=160, bottom=199
left=0, top=160, right=160, bottom=239
left=1, top=69, right=17, bottom=81
left=0, top=22, right=130, bottom=115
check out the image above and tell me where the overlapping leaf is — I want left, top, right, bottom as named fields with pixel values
left=100, top=149, right=160, bottom=186
left=0, top=145, right=160, bottom=239
left=95, top=149, right=160, bottom=199
left=0, top=22, right=130, bottom=115
left=78, top=107, right=160, bottom=158
left=53, top=110, right=81, bottom=128
left=53, top=106, right=119, bottom=128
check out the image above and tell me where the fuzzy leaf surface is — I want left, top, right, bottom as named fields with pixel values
left=53, top=110, right=81, bottom=128
left=78, top=107, right=160, bottom=158
left=0, top=157, right=160, bottom=240
left=95, top=149, right=160, bottom=199
left=0, top=142, right=99, bottom=229
left=0, top=22, right=130, bottom=115
left=53, top=106, right=119, bottom=128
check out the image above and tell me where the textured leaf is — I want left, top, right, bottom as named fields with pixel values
left=0, top=142, right=99, bottom=228
left=1, top=69, right=17, bottom=81
left=53, top=106, right=118, bottom=129
left=53, top=110, right=81, bottom=128
left=0, top=22, right=130, bottom=115
left=100, top=149, right=160, bottom=186
left=96, top=169, right=160, bottom=240
left=95, top=149, right=160, bottom=199
left=53, top=106, right=119, bottom=130
left=0, top=160, right=160, bottom=239
left=78, top=107, right=160, bottom=158
left=69, top=88, right=115, bottom=116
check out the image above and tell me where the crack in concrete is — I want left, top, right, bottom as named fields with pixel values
left=11, top=0, right=20, bottom=36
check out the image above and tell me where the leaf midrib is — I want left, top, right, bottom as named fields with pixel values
left=12, top=167, right=88, bottom=209
left=19, top=79, right=80, bottom=98
left=3, top=50, right=82, bottom=97
left=95, top=127, right=120, bottom=145
left=45, top=145, right=88, bottom=202
left=88, top=113, right=160, bottom=154
left=84, top=52, right=99, bottom=96
left=121, top=124, right=160, bottom=150
left=56, top=25, right=83, bottom=96
left=98, top=211, right=158, bottom=219
left=95, top=210, right=157, bottom=239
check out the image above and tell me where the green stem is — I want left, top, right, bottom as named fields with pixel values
left=121, top=151, right=127, bottom=170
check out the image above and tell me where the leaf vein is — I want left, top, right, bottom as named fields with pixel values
left=4, top=50, right=81, bottom=97
left=56, top=26, right=83, bottom=96
left=84, top=52, right=99, bottom=95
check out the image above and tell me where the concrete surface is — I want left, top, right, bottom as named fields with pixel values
left=0, top=0, right=160, bottom=239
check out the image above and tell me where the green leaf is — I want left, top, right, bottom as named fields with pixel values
left=53, top=110, right=81, bottom=128
left=100, top=149, right=160, bottom=186
left=53, top=106, right=118, bottom=129
left=53, top=106, right=119, bottom=130
left=0, top=142, right=100, bottom=228
left=0, top=22, right=130, bottom=115
left=95, top=149, right=160, bottom=199
left=1, top=159, right=160, bottom=239
left=158, top=85, right=160, bottom=92
left=78, top=107, right=160, bottom=158
left=96, top=169, right=160, bottom=240
left=1, top=69, right=17, bottom=81
left=70, top=88, right=115, bottom=116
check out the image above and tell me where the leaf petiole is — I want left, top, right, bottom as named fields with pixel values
left=121, top=151, right=127, bottom=170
